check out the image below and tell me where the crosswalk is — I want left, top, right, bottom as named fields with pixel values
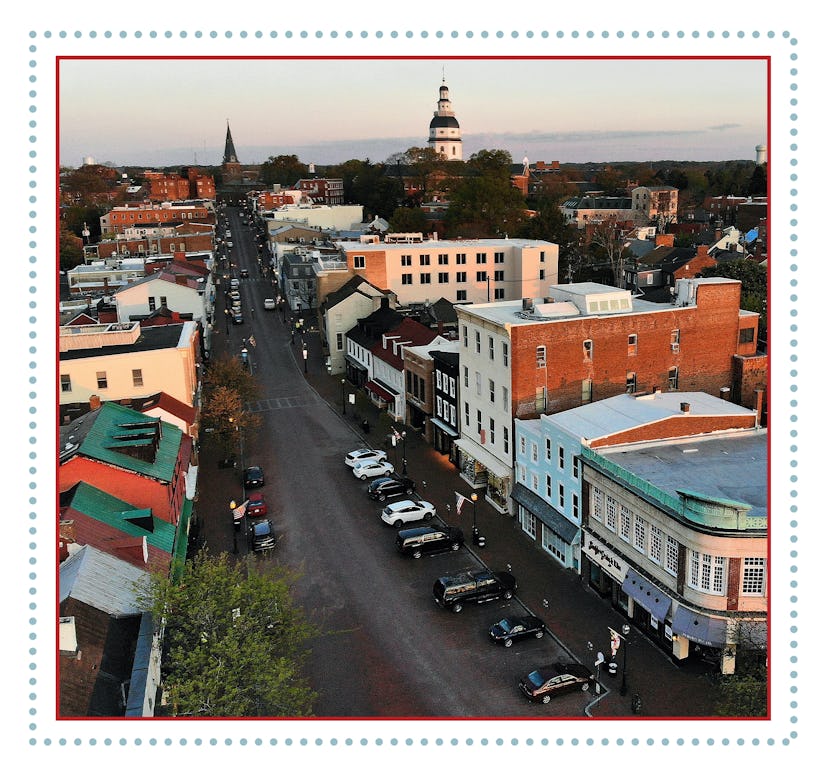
left=246, top=394, right=326, bottom=414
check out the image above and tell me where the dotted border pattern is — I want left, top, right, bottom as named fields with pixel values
left=27, top=28, right=795, bottom=750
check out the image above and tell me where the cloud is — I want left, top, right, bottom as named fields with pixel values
left=707, top=123, right=742, bottom=131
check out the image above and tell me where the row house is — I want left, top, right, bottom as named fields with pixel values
left=295, top=177, right=344, bottom=206
left=66, top=256, right=147, bottom=298
left=581, top=427, right=766, bottom=675
left=336, top=234, right=558, bottom=307
left=265, top=203, right=364, bottom=232
left=368, top=318, right=449, bottom=422
left=631, top=185, right=679, bottom=227
left=59, top=320, right=201, bottom=418
left=83, top=224, right=216, bottom=261
left=401, top=340, right=458, bottom=442
left=513, top=390, right=760, bottom=574
left=454, top=278, right=766, bottom=514
left=344, top=300, right=404, bottom=389
left=144, top=168, right=216, bottom=202
left=430, top=348, right=461, bottom=459
left=560, top=196, right=635, bottom=228
left=100, top=200, right=215, bottom=235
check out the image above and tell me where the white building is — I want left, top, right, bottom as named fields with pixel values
left=427, top=79, right=463, bottom=161
left=263, top=204, right=364, bottom=232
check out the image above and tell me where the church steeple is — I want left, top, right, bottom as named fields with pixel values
left=223, top=121, right=239, bottom=165
left=427, top=75, right=463, bottom=161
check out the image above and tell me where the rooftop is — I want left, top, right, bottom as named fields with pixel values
left=336, top=237, right=555, bottom=252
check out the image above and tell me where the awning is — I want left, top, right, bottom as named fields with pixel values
left=365, top=380, right=395, bottom=402
left=621, top=569, right=671, bottom=622
left=671, top=606, right=728, bottom=648
left=510, top=483, right=579, bottom=543
left=454, top=437, right=512, bottom=480
left=345, top=354, right=367, bottom=371
left=430, top=416, right=459, bottom=438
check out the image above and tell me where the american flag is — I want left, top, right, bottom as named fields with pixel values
left=455, top=492, right=471, bottom=515
left=232, top=500, right=249, bottom=522
left=608, top=627, right=622, bottom=657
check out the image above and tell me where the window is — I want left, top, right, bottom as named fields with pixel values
left=665, top=535, right=679, bottom=576
left=493, top=270, right=504, bottom=281
left=449, top=378, right=456, bottom=398
left=132, top=369, right=144, bottom=387
left=581, top=379, right=593, bottom=404
left=535, top=387, right=547, bottom=413
left=464, top=402, right=470, bottom=427
left=545, top=438, right=551, bottom=461
left=438, top=253, right=449, bottom=265
left=148, top=296, right=156, bottom=312
left=520, top=436, right=526, bottom=455
left=605, top=497, right=617, bottom=532
left=502, top=386, right=508, bottom=412
left=532, top=473, right=539, bottom=491
left=626, top=372, right=637, bottom=393
left=634, top=514, right=647, bottom=553
left=572, top=493, right=580, bottom=521
left=536, top=346, right=546, bottom=368
left=489, top=418, right=495, bottom=445
left=402, top=273, right=413, bottom=285
left=546, top=474, right=552, bottom=498
left=457, top=290, right=467, bottom=301
left=354, top=255, right=366, bottom=269
left=628, top=334, right=637, bottom=356
left=438, top=272, right=449, bottom=284
left=456, top=252, right=466, bottom=264
left=689, top=552, right=726, bottom=594
left=475, top=331, right=481, bottom=353
left=739, top=327, right=755, bottom=344
left=742, top=557, right=766, bottom=595
left=558, top=484, right=565, bottom=508
left=456, top=271, right=467, bottom=283
left=494, top=251, right=505, bottom=264
left=477, top=271, right=487, bottom=282
left=159, top=296, right=167, bottom=308
left=668, top=366, right=679, bottom=390
left=539, top=250, right=545, bottom=263
left=488, top=336, right=494, bottom=359
left=519, top=507, right=537, bottom=539
left=539, top=268, right=545, bottom=280
left=60, top=374, right=71, bottom=392
left=532, top=443, right=538, bottom=462
left=670, top=329, right=680, bottom=352
left=583, top=340, right=593, bottom=361
left=400, top=255, right=412, bottom=266
left=477, top=410, right=482, bottom=434
left=336, top=332, right=344, bottom=351
left=503, top=426, right=509, bottom=454
left=96, top=371, right=108, bottom=389
left=476, top=252, right=487, bottom=264
left=420, top=273, right=431, bottom=284
left=475, top=371, right=481, bottom=395
left=462, top=325, right=468, bottom=347
left=502, top=342, right=509, bottom=367
left=649, top=526, right=663, bottom=564
left=591, top=489, right=605, bottom=522
left=463, top=366, right=469, bottom=388
left=489, top=378, right=495, bottom=403
left=450, top=405, right=456, bottom=427
left=558, top=446, right=564, bottom=469
left=619, top=504, right=631, bottom=542
left=572, top=455, right=579, bottom=479
left=419, top=254, right=430, bottom=265
left=436, top=371, right=443, bottom=391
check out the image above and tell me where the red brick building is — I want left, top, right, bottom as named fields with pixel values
left=100, top=201, right=214, bottom=234
left=144, top=167, right=216, bottom=202
left=295, top=178, right=344, bottom=205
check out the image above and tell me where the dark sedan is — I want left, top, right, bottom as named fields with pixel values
left=488, top=615, right=546, bottom=647
left=243, top=465, right=264, bottom=490
left=518, top=663, right=594, bottom=703
left=366, top=475, right=415, bottom=502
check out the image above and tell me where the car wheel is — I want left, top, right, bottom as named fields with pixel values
left=542, top=694, right=551, bottom=704
left=405, top=488, right=413, bottom=494
left=452, top=603, right=463, bottom=613
left=394, top=519, right=403, bottom=529
left=412, top=550, right=422, bottom=559
left=581, top=682, right=590, bottom=692
left=504, top=638, right=513, bottom=648
left=424, top=512, right=433, bottom=520
left=503, top=590, right=513, bottom=600
left=535, top=630, right=544, bottom=639
left=360, top=474, right=368, bottom=480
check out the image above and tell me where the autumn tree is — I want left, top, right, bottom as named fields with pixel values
left=586, top=220, right=633, bottom=288
left=141, top=550, right=317, bottom=717
left=202, top=355, right=262, bottom=457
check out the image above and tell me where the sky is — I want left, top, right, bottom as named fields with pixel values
left=58, top=57, right=768, bottom=168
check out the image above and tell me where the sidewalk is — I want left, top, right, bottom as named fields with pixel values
left=288, top=325, right=718, bottom=718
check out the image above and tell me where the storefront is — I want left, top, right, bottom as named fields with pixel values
left=430, top=416, right=458, bottom=462
left=621, top=568, right=673, bottom=645
left=511, top=483, right=580, bottom=570
left=581, top=530, right=628, bottom=605
left=454, top=437, right=512, bottom=513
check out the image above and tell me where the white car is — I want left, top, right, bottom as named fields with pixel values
left=380, top=499, right=436, bottom=528
left=352, top=460, right=395, bottom=480
left=345, top=448, right=387, bottom=468
left=263, top=298, right=276, bottom=310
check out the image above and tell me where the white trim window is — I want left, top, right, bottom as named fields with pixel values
left=591, top=488, right=605, bottom=523
left=633, top=514, right=647, bottom=553
left=648, top=525, right=664, bottom=564
left=689, top=551, right=726, bottom=594
left=665, top=535, right=680, bottom=577
left=618, top=504, right=631, bottom=542
left=519, top=505, right=537, bottom=539
left=605, top=496, right=617, bottom=532
left=742, top=557, right=766, bottom=595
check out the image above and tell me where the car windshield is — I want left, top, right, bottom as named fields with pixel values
left=526, top=670, right=544, bottom=688
left=253, top=522, right=270, bottom=536
left=496, top=619, right=511, bottom=630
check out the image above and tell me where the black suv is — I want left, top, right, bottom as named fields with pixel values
left=396, top=525, right=464, bottom=558
left=433, top=569, right=517, bottom=612
left=249, top=517, right=276, bottom=552
left=366, top=475, right=415, bottom=502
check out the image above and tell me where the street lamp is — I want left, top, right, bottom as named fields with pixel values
left=224, top=307, right=229, bottom=335
left=401, top=431, right=407, bottom=475
left=341, top=379, right=346, bottom=415
left=302, top=344, right=308, bottom=374
left=471, top=492, right=479, bottom=545
left=620, top=624, right=631, bottom=696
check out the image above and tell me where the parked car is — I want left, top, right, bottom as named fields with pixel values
left=240, top=268, right=249, bottom=278
left=249, top=518, right=276, bottom=552
left=243, top=465, right=264, bottom=489
left=227, top=289, right=241, bottom=301
left=352, top=459, right=395, bottom=480
left=367, top=475, right=416, bottom=502
left=230, top=278, right=240, bottom=289
left=396, top=525, right=464, bottom=558
left=246, top=492, right=268, bottom=517
left=518, top=663, right=593, bottom=703
left=381, top=499, right=435, bottom=527
left=345, top=448, right=388, bottom=468
left=433, top=569, right=517, bottom=613
left=488, top=615, right=545, bottom=647
left=232, top=312, right=244, bottom=325
left=263, top=298, right=276, bottom=310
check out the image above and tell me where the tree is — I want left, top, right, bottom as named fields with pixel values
left=59, top=225, right=84, bottom=271
left=259, top=154, right=308, bottom=187
left=714, top=619, right=767, bottom=717
left=202, top=355, right=262, bottom=457
left=700, top=258, right=767, bottom=341
left=516, top=196, right=580, bottom=280
left=388, top=205, right=428, bottom=234
left=141, top=550, right=318, bottom=717
left=586, top=220, right=632, bottom=288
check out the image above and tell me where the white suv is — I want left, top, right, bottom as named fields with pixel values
left=380, top=499, right=435, bottom=528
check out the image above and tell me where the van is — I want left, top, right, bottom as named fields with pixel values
left=396, top=525, right=464, bottom=559
left=432, top=569, right=517, bottom=613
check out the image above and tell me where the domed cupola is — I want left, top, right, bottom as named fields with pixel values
left=427, top=77, right=463, bottom=161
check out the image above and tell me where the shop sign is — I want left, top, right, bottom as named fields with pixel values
left=583, top=532, right=628, bottom=583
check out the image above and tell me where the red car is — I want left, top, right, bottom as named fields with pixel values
left=247, top=492, right=268, bottom=517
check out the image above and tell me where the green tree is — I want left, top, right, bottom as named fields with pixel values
left=388, top=205, right=428, bottom=233
left=141, top=550, right=317, bottom=717
left=259, top=154, right=308, bottom=187
left=59, top=225, right=84, bottom=271
left=517, top=196, right=580, bottom=280
left=202, top=355, right=262, bottom=457
left=700, top=258, right=767, bottom=340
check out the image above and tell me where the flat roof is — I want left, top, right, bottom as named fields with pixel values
left=601, top=430, right=767, bottom=516
left=336, top=238, right=555, bottom=252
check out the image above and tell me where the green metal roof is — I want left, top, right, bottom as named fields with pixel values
left=78, top=402, right=184, bottom=482
left=170, top=498, right=193, bottom=582
left=67, top=481, right=176, bottom=554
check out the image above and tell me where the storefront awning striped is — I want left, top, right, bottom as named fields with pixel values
left=510, top=483, right=579, bottom=543
left=365, top=380, right=396, bottom=402
left=621, top=569, right=671, bottom=622
left=671, top=606, right=728, bottom=648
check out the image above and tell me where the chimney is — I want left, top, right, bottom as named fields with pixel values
left=696, top=245, right=709, bottom=258
left=719, top=387, right=731, bottom=401
left=754, top=388, right=765, bottom=418
left=89, top=395, right=102, bottom=410
left=522, top=298, right=533, bottom=311
left=680, top=402, right=690, bottom=414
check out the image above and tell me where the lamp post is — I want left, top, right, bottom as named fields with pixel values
left=471, top=492, right=479, bottom=545
left=620, top=624, right=631, bottom=696
left=302, top=344, right=308, bottom=374
left=224, top=307, right=229, bottom=335
left=341, top=379, right=346, bottom=415
left=401, top=431, right=407, bottom=475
